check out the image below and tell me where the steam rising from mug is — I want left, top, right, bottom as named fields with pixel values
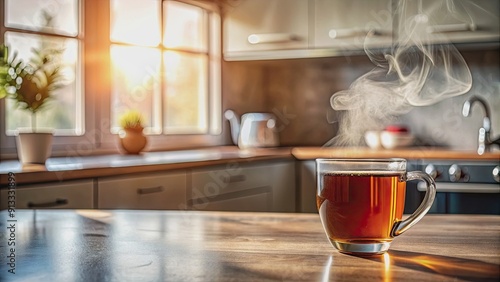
left=326, top=0, right=487, bottom=146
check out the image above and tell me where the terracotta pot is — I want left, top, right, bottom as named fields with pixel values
left=119, top=127, right=147, bottom=154
left=16, top=132, right=53, bottom=164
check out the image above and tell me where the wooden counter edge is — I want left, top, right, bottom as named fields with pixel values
left=291, top=147, right=500, bottom=161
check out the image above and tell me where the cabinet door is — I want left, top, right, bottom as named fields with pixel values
left=190, top=161, right=295, bottom=212
left=191, top=187, right=273, bottom=212
left=223, top=0, right=309, bottom=56
left=314, top=0, right=393, bottom=51
left=395, top=0, right=499, bottom=45
left=191, top=162, right=272, bottom=199
left=299, top=161, right=317, bottom=213
left=98, top=171, right=187, bottom=210
left=0, top=180, right=94, bottom=209
left=268, top=161, right=296, bottom=212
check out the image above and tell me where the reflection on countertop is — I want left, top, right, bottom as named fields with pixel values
left=1, top=210, right=498, bottom=281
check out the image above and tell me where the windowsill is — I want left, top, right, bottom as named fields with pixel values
left=0, top=132, right=226, bottom=160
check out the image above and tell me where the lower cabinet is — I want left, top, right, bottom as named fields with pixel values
left=0, top=180, right=94, bottom=209
left=1, top=160, right=296, bottom=212
left=191, top=188, right=273, bottom=212
left=299, top=161, right=317, bottom=213
left=98, top=171, right=187, bottom=210
left=189, top=161, right=296, bottom=212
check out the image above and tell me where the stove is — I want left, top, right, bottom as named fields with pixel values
left=405, top=160, right=500, bottom=214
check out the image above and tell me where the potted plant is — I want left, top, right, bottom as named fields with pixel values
left=0, top=42, right=63, bottom=164
left=118, top=110, right=148, bottom=154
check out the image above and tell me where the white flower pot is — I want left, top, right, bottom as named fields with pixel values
left=16, top=132, right=53, bottom=164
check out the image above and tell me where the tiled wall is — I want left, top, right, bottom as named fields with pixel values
left=222, top=48, right=500, bottom=150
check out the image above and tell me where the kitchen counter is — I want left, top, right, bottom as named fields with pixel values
left=1, top=146, right=498, bottom=186
left=1, top=210, right=498, bottom=281
left=0, top=147, right=293, bottom=185
left=292, top=146, right=500, bottom=161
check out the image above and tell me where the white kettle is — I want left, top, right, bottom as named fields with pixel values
left=224, top=110, right=280, bottom=149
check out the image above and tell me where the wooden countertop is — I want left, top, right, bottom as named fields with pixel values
left=1, top=210, right=498, bottom=281
left=292, top=146, right=500, bottom=161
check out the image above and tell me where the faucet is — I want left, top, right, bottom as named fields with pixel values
left=462, top=96, right=500, bottom=155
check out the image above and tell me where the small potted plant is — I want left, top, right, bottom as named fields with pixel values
left=0, top=42, right=63, bottom=164
left=118, top=110, right=148, bottom=154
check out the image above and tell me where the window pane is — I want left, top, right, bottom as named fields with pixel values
left=163, top=51, right=207, bottom=133
left=6, top=0, right=78, bottom=36
left=110, top=0, right=160, bottom=46
left=110, top=45, right=162, bottom=134
left=163, top=1, right=207, bottom=52
left=5, top=32, right=82, bottom=135
left=108, top=1, right=218, bottom=137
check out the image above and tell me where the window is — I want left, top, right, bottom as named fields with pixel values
left=3, top=0, right=83, bottom=135
left=0, top=0, right=222, bottom=158
left=109, top=0, right=219, bottom=135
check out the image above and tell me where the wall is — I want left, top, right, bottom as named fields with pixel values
left=400, top=49, right=500, bottom=150
left=222, top=48, right=500, bottom=150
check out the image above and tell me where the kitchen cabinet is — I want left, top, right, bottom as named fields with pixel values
left=0, top=180, right=94, bottom=209
left=395, top=0, right=499, bottom=45
left=299, top=161, right=317, bottom=213
left=190, top=191, right=272, bottom=212
left=223, top=0, right=499, bottom=61
left=98, top=171, right=187, bottom=210
left=189, top=161, right=295, bottom=212
left=223, top=0, right=309, bottom=60
left=313, top=0, right=393, bottom=51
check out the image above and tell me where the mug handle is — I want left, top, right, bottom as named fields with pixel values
left=391, top=171, right=437, bottom=237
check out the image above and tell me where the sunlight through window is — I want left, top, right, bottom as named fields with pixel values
left=110, top=0, right=161, bottom=46
left=1, top=0, right=221, bottom=156
left=110, top=0, right=219, bottom=135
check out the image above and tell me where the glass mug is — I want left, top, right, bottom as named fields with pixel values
left=316, top=158, right=436, bottom=255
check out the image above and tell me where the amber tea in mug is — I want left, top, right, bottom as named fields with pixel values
left=316, top=159, right=436, bottom=255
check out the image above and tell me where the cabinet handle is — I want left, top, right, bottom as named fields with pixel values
left=222, top=175, right=246, bottom=183
left=27, top=198, right=68, bottom=208
left=329, top=28, right=362, bottom=39
left=328, top=28, right=389, bottom=39
left=426, top=23, right=476, bottom=34
left=248, top=33, right=299, bottom=44
left=417, top=182, right=500, bottom=193
left=137, top=186, right=164, bottom=195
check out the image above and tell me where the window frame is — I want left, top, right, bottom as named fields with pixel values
left=0, top=0, right=222, bottom=160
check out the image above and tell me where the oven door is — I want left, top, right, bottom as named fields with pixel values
left=417, top=182, right=500, bottom=214
left=410, top=160, right=500, bottom=215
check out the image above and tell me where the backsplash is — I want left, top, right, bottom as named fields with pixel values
left=222, top=48, right=500, bottom=150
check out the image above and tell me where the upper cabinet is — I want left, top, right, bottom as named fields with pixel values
left=223, top=0, right=500, bottom=61
left=223, top=0, right=309, bottom=60
left=313, top=0, right=393, bottom=51
left=396, top=0, right=500, bottom=45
